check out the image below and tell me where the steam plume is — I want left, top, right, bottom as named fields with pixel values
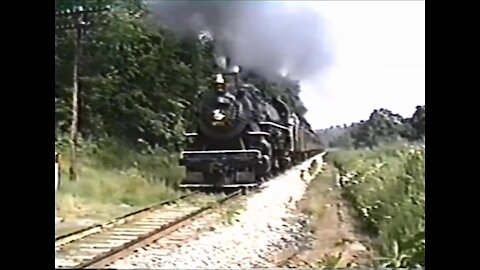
left=147, top=0, right=331, bottom=80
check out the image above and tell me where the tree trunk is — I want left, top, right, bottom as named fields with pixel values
left=69, top=19, right=83, bottom=181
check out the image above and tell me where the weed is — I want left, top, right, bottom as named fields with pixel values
left=328, top=144, right=424, bottom=268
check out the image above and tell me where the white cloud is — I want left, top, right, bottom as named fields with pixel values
left=294, top=1, right=425, bottom=129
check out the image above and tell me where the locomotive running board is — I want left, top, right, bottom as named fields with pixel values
left=184, top=132, right=198, bottom=137
left=247, top=131, right=270, bottom=136
left=259, top=121, right=290, bottom=131
left=180, top=149, right=262, bottom=158
left=184, top=131, right=269, bottom=137
left=179, top=183, right=259, bottom=188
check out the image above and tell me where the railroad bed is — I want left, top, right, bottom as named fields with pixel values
left=108, top=154, right=326, bottom=269
left=55, top=153, right=326, bottom=269
left=55, top=191, right=243, bottom=269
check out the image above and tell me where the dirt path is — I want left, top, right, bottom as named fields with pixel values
left=292, top=164, right=376, bottom=268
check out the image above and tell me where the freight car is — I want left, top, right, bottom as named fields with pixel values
left=179, top=66, right=323, bottom=189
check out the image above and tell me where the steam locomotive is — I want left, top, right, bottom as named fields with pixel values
left=178, top=66, right=323, bottom=189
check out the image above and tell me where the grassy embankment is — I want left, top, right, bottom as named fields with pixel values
left=302, top=144, right=424, bottom=268
left=328, top=144, right=425, bottom=268
left=55, top=139, right=185, bottom=234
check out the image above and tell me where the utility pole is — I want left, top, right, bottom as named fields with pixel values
left=55, top=3, right=111, bottom=181
left=69, top=7, right=83, bottom=181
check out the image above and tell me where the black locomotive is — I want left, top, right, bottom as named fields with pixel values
left=179, top=66, right=323, bottom=189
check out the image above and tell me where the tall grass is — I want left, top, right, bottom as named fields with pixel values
left=55, top=138, right=184, bottom=208
left=327, top=144, right=425, bottom=268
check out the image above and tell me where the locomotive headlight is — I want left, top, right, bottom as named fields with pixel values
left=212, top=109, right=226, bottom=121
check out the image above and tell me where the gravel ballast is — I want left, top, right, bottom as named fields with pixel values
left=110, top=155, right=323, bottom=269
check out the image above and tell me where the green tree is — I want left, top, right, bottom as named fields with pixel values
left=55, top=0, right=217, bottom=152
left=410, top=105, right=425, bottom=140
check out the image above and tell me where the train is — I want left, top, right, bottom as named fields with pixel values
left=178, top=65, right=323, bottom=189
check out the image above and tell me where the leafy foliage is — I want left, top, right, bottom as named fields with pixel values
left=317, top=106, right=425, bottom=149
left=56, top=0, right=217, bottom=151
left=409, top=105, right=425, bottom=141
left=55, top=0, right=310, bottom=153
left=329, top=145, right=425, bottom=268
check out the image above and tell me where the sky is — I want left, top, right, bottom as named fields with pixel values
left=294, top=1, right=425, bottom=130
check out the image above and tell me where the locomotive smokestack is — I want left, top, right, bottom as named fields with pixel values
left=225, top=56, right=231, bottom=70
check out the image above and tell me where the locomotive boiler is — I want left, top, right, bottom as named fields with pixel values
left=179, top=66, right=323, bottom=189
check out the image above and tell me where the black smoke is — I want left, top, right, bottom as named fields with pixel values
left=146, top=0, right=331, bottom=80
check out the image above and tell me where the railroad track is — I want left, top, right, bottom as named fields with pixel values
left=55, top=154, right=325, bottom=269
left=55, top=190, right=243, bottom=269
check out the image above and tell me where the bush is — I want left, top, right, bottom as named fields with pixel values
left=329, top=144, right=425, bottom=267
left=56, top=138, right=184, bottom=207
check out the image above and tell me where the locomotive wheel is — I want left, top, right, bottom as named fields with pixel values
left=256, top=176, right=266, bottom=183
left=279, top=159, right=290, bottom=172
